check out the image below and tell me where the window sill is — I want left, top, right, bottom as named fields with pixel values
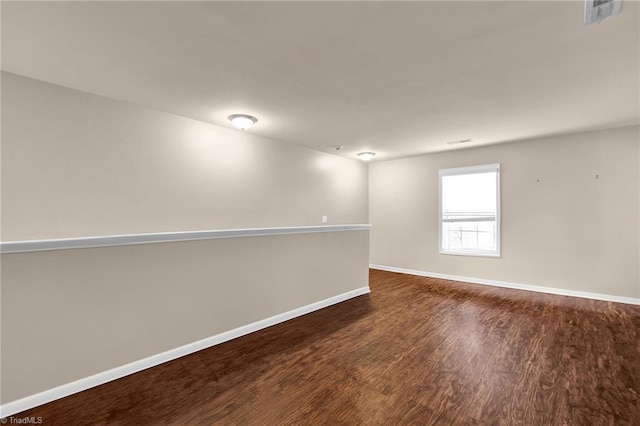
left=439, top=250, right=501, bottom=258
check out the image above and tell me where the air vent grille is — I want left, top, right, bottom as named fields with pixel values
left=447, top=139, right=472, bottom=146
left=585, top=0, right=622, bottom=25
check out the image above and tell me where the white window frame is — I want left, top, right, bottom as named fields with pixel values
left=438, top=163, right=501, bottom=258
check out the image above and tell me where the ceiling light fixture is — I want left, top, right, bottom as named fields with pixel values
left=228, top=114, right=258, bottom=130
left=357, top=152, right=376, bottom=161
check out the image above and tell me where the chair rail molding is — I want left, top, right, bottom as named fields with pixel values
left=0, top=224, right=372, bottom=254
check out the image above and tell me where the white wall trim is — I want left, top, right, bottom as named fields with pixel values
left=370, top=264, right=640, bottom=305
left=0, top=224, right=372, bottom=254
left=0, top=286, right=370, bottom=418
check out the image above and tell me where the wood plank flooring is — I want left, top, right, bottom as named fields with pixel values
left=11, top=270, right=640, bottom=425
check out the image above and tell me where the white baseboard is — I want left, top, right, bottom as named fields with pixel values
left=0, top=286, right=370, bottom=418
left=370, top=264, right=640, bottom=306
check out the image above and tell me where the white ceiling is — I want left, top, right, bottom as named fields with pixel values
left=2, top=1, right=639, bottom=161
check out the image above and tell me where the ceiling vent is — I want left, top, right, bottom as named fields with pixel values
left=585, top=0, right=622, bottom=25
left=447, top=139, right=472, bottom=146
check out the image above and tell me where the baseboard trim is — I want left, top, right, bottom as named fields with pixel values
left=370, top=264, right=640, bottom=306
left=0, top=286, right=370, bottom=418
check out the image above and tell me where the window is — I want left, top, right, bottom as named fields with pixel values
left=439, top=164, right=500, bottom=257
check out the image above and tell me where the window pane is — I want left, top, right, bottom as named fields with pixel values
left=477, top=227, right=495, bottom=250
left=442, top=172, right=497, bottom=219
left=439, top=165, right=500, bottom=256
left=460, top=230, right=477, bottom=248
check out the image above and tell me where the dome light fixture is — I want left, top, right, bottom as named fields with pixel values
left=357, top=152, right=376, bottom=162
left=228, top=114, right=258, bottom=130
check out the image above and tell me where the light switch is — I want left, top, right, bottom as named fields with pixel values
left=322, top=215, right=328, bottom=224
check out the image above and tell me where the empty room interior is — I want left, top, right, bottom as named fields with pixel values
left=1, top=1, right=639, bottom=424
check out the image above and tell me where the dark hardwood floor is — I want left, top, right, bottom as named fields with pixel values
left=11, top=269, right=640, bottom=425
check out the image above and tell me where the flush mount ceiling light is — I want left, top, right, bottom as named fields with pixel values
left=228, top=114, right=258, bottom=130
left=357, top=152, right=376, bottom=161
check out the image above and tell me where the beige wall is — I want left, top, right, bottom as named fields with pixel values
left=1, top=231, right=369, bottom=403
left=0, top=72, right=370, bottom=405
left=1, top=72, right=368, bottom=240
left=370, top=126, right=640, bottom=299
